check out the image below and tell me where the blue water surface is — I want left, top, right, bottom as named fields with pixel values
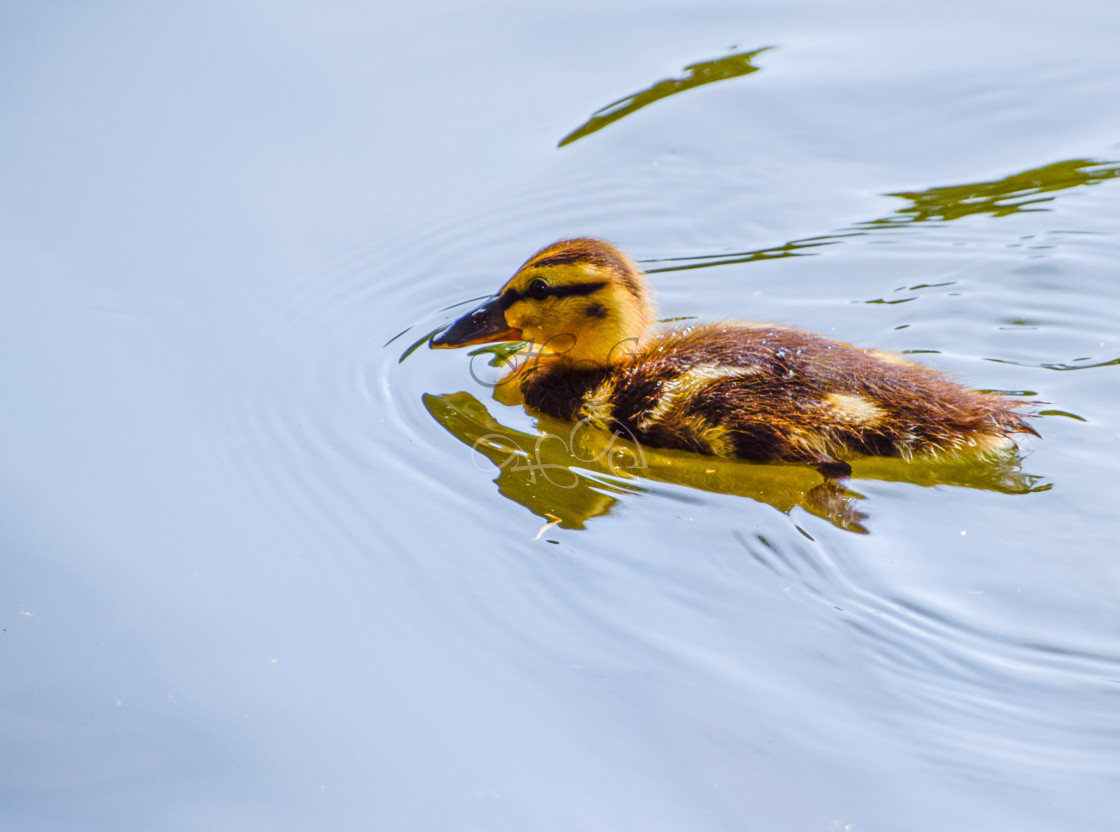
left=3, top=1, right=1119, bottom=829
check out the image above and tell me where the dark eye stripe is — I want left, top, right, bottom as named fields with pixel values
left=499, top=280, right=607, bottom=308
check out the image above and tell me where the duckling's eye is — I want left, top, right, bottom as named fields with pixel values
left=526, top=278, right=550, bottom=301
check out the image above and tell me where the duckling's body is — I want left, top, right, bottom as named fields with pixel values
left=432, top=238, right=1037, bottom=471
left=515, top=322, right=1034, bottom=465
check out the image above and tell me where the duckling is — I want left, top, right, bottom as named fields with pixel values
left=431, top=238, right=1038, bottom=475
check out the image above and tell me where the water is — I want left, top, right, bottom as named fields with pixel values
left=3, top=1, right=1119, bottom=829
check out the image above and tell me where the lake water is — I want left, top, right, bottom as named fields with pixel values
left=3, top=1, right=1119, bottom=829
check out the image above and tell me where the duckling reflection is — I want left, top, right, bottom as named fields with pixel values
left=424, top=391, right=1046, bottom=534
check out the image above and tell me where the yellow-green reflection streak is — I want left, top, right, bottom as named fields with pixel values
left=643, top=235, right=850, bottom=274
left=424, top=391, right=1045, bottom=534
left=870, top=159, right=1120, bottom=225
left=558, top=47, right=773, bottom=148
left=643, top=158, right=1120, bottom=275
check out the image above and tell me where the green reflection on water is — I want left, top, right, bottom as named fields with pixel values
left=643, top=235, right=846, bottom=274
left=644, top=157, right=1120, bottom=274
left=424, top=391, right=1045, bottom=534
left=871, top=159, right=1120, bottom=225
left=558, top=47, right=773, bottom=148
left=986, top=354, right=1120, bottom=372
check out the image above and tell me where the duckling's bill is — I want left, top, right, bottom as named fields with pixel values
left=431, top=295, right=521, bottom=348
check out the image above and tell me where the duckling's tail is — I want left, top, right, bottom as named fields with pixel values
left=996, top=406, right=1041, bottom=438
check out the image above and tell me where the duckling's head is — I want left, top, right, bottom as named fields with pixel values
left=431, top=238, right=654, bottom=366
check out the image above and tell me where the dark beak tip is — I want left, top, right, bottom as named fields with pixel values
left=429, top=329, right=457, bottom=349
left=428, top=295, right=515, bottom=349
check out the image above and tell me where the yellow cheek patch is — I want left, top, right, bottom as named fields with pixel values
left=504, top=304, right=538, bottom=330
left=825, top=393, right=885, bottom=426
